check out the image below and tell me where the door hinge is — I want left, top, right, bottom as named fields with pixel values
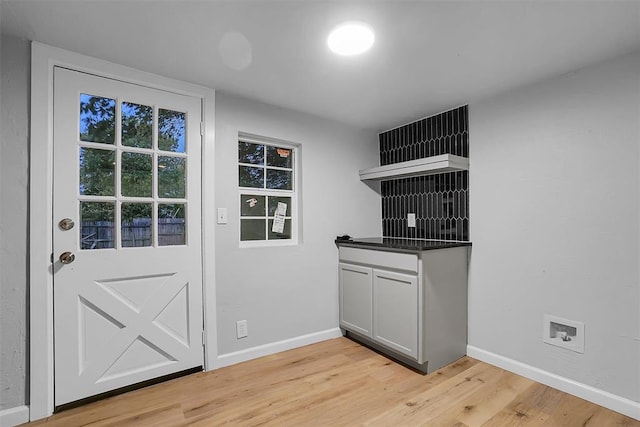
left=202, top=330, right=206, bottom=346
left=200, top=122, right=205, bottom=136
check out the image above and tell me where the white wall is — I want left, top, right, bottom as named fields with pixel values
left=215, top=92, right=380, bottom=355
left=0, top=35, right=30, bottom=410
left=468, top=51, right=640, bottom=402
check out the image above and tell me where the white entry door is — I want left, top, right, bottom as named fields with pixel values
left=53, top=67, right=203, bottom=406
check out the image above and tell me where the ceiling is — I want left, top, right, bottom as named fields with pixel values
left=2, top=1, right=639, bottom=132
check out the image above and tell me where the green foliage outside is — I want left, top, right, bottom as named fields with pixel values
left=79, top=95, right=186, bottom=222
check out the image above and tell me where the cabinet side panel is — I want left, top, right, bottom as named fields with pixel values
left=422, top=247, right=469, bottom=371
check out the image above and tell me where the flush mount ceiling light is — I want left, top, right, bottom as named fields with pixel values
left=327, top=21, right=375, bottom=56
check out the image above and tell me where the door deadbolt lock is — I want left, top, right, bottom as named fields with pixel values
left=59, top=251, right=75, bottom=264
left=59, top=218, right=75, bottom=231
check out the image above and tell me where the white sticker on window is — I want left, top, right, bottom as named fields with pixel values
left=272, top=202, right=287, bottom=233
left=246, top=197, right=258, bottom=208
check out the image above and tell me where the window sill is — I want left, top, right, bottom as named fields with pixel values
left=239, top=240, right=298, bottom=249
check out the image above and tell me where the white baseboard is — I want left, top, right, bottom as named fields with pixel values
left=467, top=345, right=640, bottom=421
left=216, top=328, right=343, bottom=369
left=0, top=406, right=30, bottom=427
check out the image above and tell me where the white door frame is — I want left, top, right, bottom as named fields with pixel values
left=29, top=42, right=218, bottom=421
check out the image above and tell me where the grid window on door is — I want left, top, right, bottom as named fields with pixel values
left=78, top=93, right=188, bottom=249
left=238, top=138, right=296, bottom=244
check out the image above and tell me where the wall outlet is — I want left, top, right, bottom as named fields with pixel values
left=543, top=314, right=584, bottom=353
left=407, top=213, right=416, bottom=228
left=236, top=320, right=248, bottom=339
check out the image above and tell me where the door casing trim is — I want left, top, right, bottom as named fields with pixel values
left=29, top=42, right=218, bottom=421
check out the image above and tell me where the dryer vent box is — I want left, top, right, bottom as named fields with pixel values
left=543, top=314, right=584, bottom=353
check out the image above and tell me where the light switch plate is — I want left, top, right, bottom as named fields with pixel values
left=407, top=213, right=416, bottom=228
left=217, top=208, right=228, bottom=224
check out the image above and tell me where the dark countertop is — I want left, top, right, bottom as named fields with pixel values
left=335, top=237, right=472, bottom=253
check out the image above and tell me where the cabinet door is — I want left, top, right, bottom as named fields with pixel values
left=339, top=263, right=373, bottom=338
left=373, top=269, right=418, bottom=359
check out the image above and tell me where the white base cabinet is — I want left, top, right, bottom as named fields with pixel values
left=338, top=245, right=468, bottom=373
left=338, top=263, right=373, bottom=338
left=373, top=269, right=418, bottom=359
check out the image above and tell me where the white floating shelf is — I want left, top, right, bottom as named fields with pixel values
left=359, top=154, right=469, bottom=181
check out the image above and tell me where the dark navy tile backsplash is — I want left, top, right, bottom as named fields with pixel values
left=380, top=105, right=469, bottom=241
left=379, top=105, right=468, bottom=166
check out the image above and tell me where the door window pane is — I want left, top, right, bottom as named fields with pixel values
left=80, top=202, right=114, bottom=249
left=266, top=146, right=292, bottom=169
left=238, top=142, right=264, bottom=165
left=240, top=219, right=266, bottom=241
left=79, top=148, right=115, bottom=196
left=240, top=194, right=266, bottom=216
left=122, top=102, right=152, bottom=148
left=266, top=169, right=292, bottom=190
left=121, top=152, right=152, bottom=197
left=158, top=204, right=185, bottom=246
left=158, top=109, right=186, bottom=153
left=239, top=166, right=264, bottom=188
left=80, top=94, right=115, bottom=144
left=121, top=203, right=152, bottom=247
left=158, top=156, right=186, bottom=198
left=268, top=219, right=291, bottom=240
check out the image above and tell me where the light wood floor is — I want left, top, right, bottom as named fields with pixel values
left=26, top=337, right=639, bottom=426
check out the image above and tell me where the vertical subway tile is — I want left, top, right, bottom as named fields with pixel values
left=453, top=109, right=459, bottom=134
left=424, top=117, right=433, bottom=141
left=462, top=106, right=468, bottom=132
left=423, top=118, right=429, bottom=143
left=464, top=131, right=469, bottom=157
left=445, top=111, right=451, bottom=136
left=409, top=123, right=414, bottom=150
left=394, top=195, right=399, bottom=220
left=384, top=132, right=390, bottom=165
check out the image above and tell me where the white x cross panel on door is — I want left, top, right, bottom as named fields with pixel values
left=76, top=272, right=192, bottom=384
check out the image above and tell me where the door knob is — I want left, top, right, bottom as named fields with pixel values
left=58, top=218, right=75, bottom=230
left=59, top=251, right=75, bottom=264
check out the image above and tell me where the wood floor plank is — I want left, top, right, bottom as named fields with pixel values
left=425, top=367, right=535, bottom=426
left=482, top=382, right=566, bottom=426
left=23, top=337, right=640, bottom=427
left=363, top=362, right=507, bottom=426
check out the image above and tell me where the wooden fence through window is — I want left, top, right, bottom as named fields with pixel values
left=81, top=218, right=185, bottom=249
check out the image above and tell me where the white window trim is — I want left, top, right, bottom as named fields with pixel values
left=29, top=42, right=218, bottom=421
left=238, top=133, right=300, bottom=248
